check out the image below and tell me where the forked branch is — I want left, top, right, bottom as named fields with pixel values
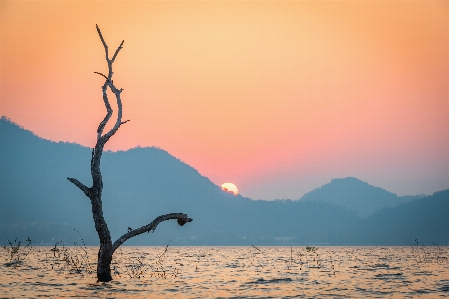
left=94, top=24, right=127, bottom=140
left=95, top=24, right=124, bottom=78
left=68, top=25, right=128, bottom=194
left=112, top=213, right=193, bottom=252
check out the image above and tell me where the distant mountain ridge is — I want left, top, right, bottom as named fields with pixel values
left=1, top=116, right=448, bottom=246
left=299, top=177, right=425, bottom=218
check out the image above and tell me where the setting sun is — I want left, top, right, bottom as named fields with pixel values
left=221, top=183, right=239, bottom=196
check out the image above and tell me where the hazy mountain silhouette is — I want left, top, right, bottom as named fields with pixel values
left=299, top=177, right=424, bottom=218
left=356, top=189, right=449, bottom=245
left=1, top=117, right=448, bottom=246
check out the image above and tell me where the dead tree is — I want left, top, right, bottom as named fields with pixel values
left=67, top=25, right=192, bottom=282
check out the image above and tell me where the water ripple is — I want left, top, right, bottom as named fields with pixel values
left=1, top=246, right=448, bottom=298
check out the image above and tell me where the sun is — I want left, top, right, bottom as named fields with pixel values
left=221, top=182, right=239, bottom=196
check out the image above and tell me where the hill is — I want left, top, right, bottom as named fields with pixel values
left=300, top=177, right=424, bottom=218
left=356, top=189, right=449, bottom=245
left=1, top=117, right=448, bottom=246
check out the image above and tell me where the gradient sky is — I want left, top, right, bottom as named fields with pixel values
left=1, top=1, right=448, bottom=200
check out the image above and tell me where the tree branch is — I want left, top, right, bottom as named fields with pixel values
left=67, top=178, right=91, bottom=198
left=94, top=71, right=109, bottom=81
left=94, top=25, right=127, bottom=141
left=97, top=83, right=113, bottom=138
left=102, top=82, right=125, bottom=141
left=110, top=40, right=124, bottom=64
left=112, top=213, right=192, bottom=252
left=96, top=24, right=109, bottom=62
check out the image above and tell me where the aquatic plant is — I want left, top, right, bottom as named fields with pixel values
left=247, top=245, right=336, bottom=277
left=411, top=238, right=448, bottom=264
left=43, top=233, right=95, bottom=276
left=120, top=252, right=148, bottom=279
left=0, top=233, right=183, bottom=282
left=249, top=245, right=271, bottom=269
left=1, top=237, right=33, bottom=267
left=286, top=246, right=294, bottom=270
left=112, top=243, right=180, bottom=280
left=306, top=246, right=317, bottom=252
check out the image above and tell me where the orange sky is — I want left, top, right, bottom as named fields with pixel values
left=1, top=1, right=448, bottom=199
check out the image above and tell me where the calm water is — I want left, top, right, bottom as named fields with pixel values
left=1, top=245, right=448, bottom=298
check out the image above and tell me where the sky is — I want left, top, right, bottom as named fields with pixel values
left=1, top=1, right=448, bottom=200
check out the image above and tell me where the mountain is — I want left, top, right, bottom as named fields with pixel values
left=0, top=116, right=232, bottom=245
left=1, top=117, right=448, bottom=246
left=356, top=189, right=449, bottom=245
left=300, top=177, right=424, bottom=218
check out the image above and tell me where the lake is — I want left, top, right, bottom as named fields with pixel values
left=1, top=245, right=448, bottom=298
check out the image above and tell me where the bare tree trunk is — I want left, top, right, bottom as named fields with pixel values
left=67, top=25, right=192, bottom=282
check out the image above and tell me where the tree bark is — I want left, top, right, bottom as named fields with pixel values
left=67, top=25, right=192, bottom=282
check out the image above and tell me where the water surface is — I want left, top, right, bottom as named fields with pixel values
left=1, top=246, right=448, bottom=298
